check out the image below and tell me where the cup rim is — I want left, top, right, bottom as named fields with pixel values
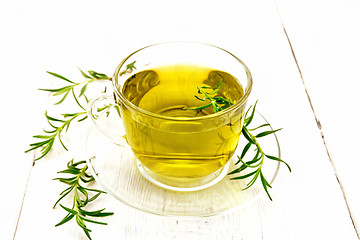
left=113, top=41, right=253, bottom=121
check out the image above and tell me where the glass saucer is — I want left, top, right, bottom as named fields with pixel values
left=85, top=112, right=281, bottom=217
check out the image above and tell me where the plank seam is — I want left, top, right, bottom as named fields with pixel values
left=12, top=157, right=35, bottom=240
left=273, top=1, right=360, bottom=239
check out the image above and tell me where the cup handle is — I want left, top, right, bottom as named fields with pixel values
left=87, top=94, right=127, bottom=146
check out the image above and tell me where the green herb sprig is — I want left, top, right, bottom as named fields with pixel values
left=25, top=89, right=88, bottom=160
left=227, top=101, right=291, bottom=200
left=119, top=60, right=136, bottom=76
left=185, top=80, right=233, bottom=113
left=40, top=69, right=111, bottom=105
left=54, top=159, right=113, bottom=240
left=38, top=60, right=136, bottom=105
left=26, top=61, right=136, bottom=161
left=25, top=90, right=116, bottom=161
left=188, top=82, right=291, bottom=200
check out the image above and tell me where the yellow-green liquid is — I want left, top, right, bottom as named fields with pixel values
left=121, top=64, right=244, bottom=179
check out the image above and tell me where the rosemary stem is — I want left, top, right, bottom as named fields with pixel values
left=245, top=126, right=265, bottom=167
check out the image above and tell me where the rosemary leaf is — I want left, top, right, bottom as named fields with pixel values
left=229, top=170, right=257, bottom=180
left=46, top=71, right=75, bottom=84
left=55, top=213, right=75, bottom=227
left=78, top=68, right=92, bottom=79
left=255, top=129, right=282, bottom=138
left=244, top=100, right=257, bottom=126
left=265, top=154, right=292, bottom=172
left=59, top=204, right=78, bottom=215
left=239, top=142, right=252, bottom=161
left=248, top=123, right=270, bottom=131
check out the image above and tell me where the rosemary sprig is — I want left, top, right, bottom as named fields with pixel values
left=40, top=69, right=111, bottom=105
left=25, top=90, right=88, bottom=160
left=25, top=91, right=116, bottom=161
left=185, top=80, right=233, bottom=113
left=188, top=82, right=291, bottom=200
left=39, top=60, right=136, bottom=105
left=227, top=101, right=291, bottom=200
left=25, top=61, right=136, bottom=160
left=53, top=159, right=113, bottom=240
left=119, top=60, right=136, bottom=76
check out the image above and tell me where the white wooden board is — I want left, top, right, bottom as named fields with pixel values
left=0, top=0, right=358, bottom=239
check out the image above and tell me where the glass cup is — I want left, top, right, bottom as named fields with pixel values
left=88, top=42, right=252, bottom=191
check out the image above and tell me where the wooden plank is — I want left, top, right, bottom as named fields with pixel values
left=275, top=0, right=360, bottom=237
left=0, top=1, right=63, bottom=238
left=8, top=0, right=359, bottom=239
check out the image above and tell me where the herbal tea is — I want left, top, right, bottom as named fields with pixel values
left=120, top=64, right=245, bottom=179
